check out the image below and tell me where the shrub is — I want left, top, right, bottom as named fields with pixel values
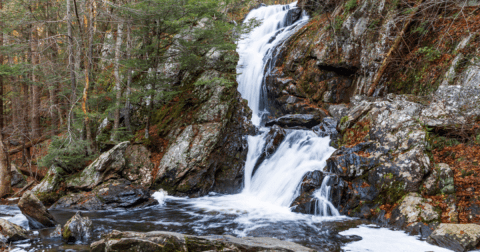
left=38, top=136, right=92, bottom=172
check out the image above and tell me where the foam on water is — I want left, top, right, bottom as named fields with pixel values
left=340, top=225, right=453, bottom=252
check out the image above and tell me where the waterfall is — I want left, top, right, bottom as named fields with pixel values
left=313, top=176, right=341, bottom=216
left=235, top=2, right=339, bottom=217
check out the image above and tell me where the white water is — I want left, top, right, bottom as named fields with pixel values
left=313, top=176, right=341, bottom=216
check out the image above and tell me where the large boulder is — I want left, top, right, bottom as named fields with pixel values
left=66, top=141, right=130, bottom=190
left=0, top=219, right=28, bottom=242
left=62, top=212, right=93, bottom=242
left=390, top=193, right=440, bottom=229
left=18, top=191, right=56, bottom=228
left=51, top=180, right=158, bottom=210
left=32, top=164, right=65, bottom=194
left=91, top=230, right=315, bottom=252
left=122, top=144, right=155, bottom=187
left=423, top=163, right=455, bottom=196
left=154, top=70, right=254, bottom=196
left=427, top=224, right=480, bottom=252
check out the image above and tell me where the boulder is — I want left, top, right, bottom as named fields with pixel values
left=0, top=219, right=28, bottom=242
left=66, top=141, right=129, bottom=190
left=423, top=163, right=455, bottom=196
left=62, top=212, right=93, bottom=242
left=390, top=193, right=440, bottom=229
left=122, top=145, right=155, bottom=187
left=51, top=180, right=158, bottom=210
left=427, top=224, right=480, bottom=252
left=265, top=114, right=324, bottom=128
left=18, top=191, right=56, bottom=228
left=50, top=224, right=62, bottom=238
left=11, top=164, right=26, bottom=188
left=251, top=125, right=287, bottom=177
left=32, top=164, right=65, bottom=194
left=154, top=71, right=254, bottom=196
left=91, top=230, right=315, bottom=252
left=313, top=117, right=338, bottom=138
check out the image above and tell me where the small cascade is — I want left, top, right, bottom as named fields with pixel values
left=312, top=176, right=341, bottom=217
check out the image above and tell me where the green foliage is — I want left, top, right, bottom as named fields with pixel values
left=368, top=19, right=380, bottom=30
left=345, top=0, right=357, bottom=12
left=334, top=16, right=345, bottom=31
left=416, top=46, right=441, bottom=62
left=412, top=21, right=429, bottom=36
left=38, top=136, right=93, bottom=171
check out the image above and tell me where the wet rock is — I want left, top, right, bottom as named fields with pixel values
left=263, top=125, right=287, bottom=156
left=18, top=191, right=56, bottom=228
left=404, top=222, right=437, bottom=240
left=11, top=164, right=26, bottom=188
left=50, top=224, right=62, bottom=238
left=265, top=114, right=324, bottom=128
left=0, top=219, right=28, bottom=242
left=91, top=230, right=316, bottom=252
left=122, top=145, right=155, bottom=187
left=51, top=180, right=158, bottom=210
left=390, top=193, right=439, bottom=229
left=423, top=163, right=455, bottom=196
left=62, top=212, right=93, bottom=242
left=66, top=141, right=129, bottom=190
left=313, top=117, right=338, bottom=138
left=427, top=224, right=480, bottom=252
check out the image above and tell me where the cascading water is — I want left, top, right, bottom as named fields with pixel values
left=313, top=176, right=341, bottom=216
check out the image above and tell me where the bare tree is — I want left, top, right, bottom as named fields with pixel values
left=113, top=21, right=124, bottom=140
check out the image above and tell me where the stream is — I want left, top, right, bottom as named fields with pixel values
left=2, top=2, right=455, bottom=252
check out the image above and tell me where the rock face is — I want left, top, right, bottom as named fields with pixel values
left=51, top=180, right=158, bottom=210
left=122, top=144, right=155, bottom=187
left=265, top=114, right=325, bottom=128
left=423, top=163, right=455, bottom=196
left=62, top=212, right=93, bottom=242
left=154, top=70, right=254, bottom=196
left=18, top=191, right=56, bottom=228
left=66, top=141, right=129, bottom=190
left=390, top=193, right=440, bottom=228
left=0, top=219, right=28, bottom=242
left=427, top=224, right=480, bottom=252
left=91, top=230, right=315, bottom=252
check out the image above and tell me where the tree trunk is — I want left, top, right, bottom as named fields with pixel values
left=67, top=0, right=76, bottom=133
left=125, top=22, right=132, bottom=133
left=0, top=132, right=11, bottom=198
left=113, top=22, right=124, bottom=140
left=31, top=27, right=41, bottom=139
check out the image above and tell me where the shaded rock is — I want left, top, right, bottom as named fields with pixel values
left=154, top=71, right=254, bottom=196
left=265, top=114, right=325, bottom=128
left=263, top=125, right=287, bottom=156
left=328, top=104, right=348, bottom=121
left=404, top=222, right=437, bottom=240
left=313, top=117, right=338, bottom=138
left=0, top=219, right=28, bottom=242
left=51, top=180, right=158, bottom=211
left=427, top=224, right=480, bottom=252
left=122, top=145, right=155, bottom=187
left=423, top=163, right=455, bottom=196
left=62, top=212, right=93, bottom=242
left=91, top=230, right=315, bottom=252
left=11, top=164, right=26, bottom=188
left=18, top=191, right=56, bottom=228
left=66, top=141, right=129, bottom=190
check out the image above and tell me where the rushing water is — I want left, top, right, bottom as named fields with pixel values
left=2, top=3, right=455, bottom=252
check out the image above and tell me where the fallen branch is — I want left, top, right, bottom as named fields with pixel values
left=11, top=181, right=35, bottom=198
left=367, top=0, right=425, bottom=96
left=7, top=136, right=49, bottom=155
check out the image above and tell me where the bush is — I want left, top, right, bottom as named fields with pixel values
left=38, top=136, right=92, bottom=172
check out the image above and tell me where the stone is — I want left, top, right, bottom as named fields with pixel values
left=0, top=219, right=28, bottom=242
left=423, top=163, right=455, bottom=196
left=391, top=193, right=439, bottom=227
left=11, top=163, right=26, bottom=188
left=50, top=224, right=62, bottom=238
left=263, top=125, right=287, bottom=157
left=328, top=104, right=348, bottom=121
left=427, top=224, right=480, bottom=252
left=62, top=212, right=93, bottom=242
left=18, top=191, right=56, bottom=228
left=66, top=141, right=130, bottom=190
left=91, top=230, right=315, bottom=252
left=122, top=145, right=155, bottom=187
left=265, top=114, right=325, bottom=128
left=313, top=117, right=338, bottom=138
left=51, top=180, right=158, bottom=211
left=32, top=165, right=65, bottom=194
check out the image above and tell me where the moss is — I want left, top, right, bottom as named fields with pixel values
left=36, top=191, right=64, bottom=206
left=62, top=225, right=72, bottom=241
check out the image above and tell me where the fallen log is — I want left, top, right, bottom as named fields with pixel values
left=7, top=136, right=49, bottom=155
left=12, top=181, right=35, bottom=198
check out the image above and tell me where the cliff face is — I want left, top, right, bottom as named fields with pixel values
left=283, top=0, right=480, bottom=237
